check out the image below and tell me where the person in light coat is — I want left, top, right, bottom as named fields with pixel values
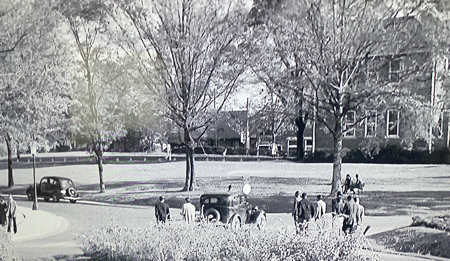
left=181, top=197, right=196, bottom=224
left=7, top=194, right=17, bottom=234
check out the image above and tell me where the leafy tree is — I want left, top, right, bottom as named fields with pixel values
left=248, top=0, right=313, bottom=160
left=299, top=0, right=434, bottom=194
left=60, top=0, right=146, bottom=192
left=0, top=0, right=72, bottom=187
left=118, top=0, right=249, bottom=191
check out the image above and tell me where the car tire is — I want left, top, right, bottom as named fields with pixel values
left=229, top=215, right=241, bottom=229
left=52, top=193, right=60, bottom=203
left=256, top=214, right=267, bottom=230
left=204, top=208, right=221, bottom=223
left=67, top=188, right=76, bottom=197
left=70, top=199, right=77, bottom=204
left=44, top=198, right=50, bottom=202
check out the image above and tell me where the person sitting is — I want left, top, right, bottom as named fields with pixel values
left=353, top=174, right=364, bottom=194
left=343, top=174, right=353, bottom=194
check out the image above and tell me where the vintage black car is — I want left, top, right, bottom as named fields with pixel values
left=200, top=193, right=266, bottom=229
left=26, top=176, right=80, bottom=203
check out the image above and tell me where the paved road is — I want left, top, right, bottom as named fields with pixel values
left=13, top=197, right=450, bottom=261
left=14, top=197, right=155, bottom=260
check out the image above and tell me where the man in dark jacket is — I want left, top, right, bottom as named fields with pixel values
left=297, top=193, right=315, bottom=232
left=155, top=196, right=170, bottom=223
left=342, top=195, right=358, bottom=235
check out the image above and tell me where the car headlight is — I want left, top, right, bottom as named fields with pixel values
left=61, top=190, right=65, bottom=195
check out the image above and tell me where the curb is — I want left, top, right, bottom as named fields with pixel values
left=11, top=206, right=68, bottom=243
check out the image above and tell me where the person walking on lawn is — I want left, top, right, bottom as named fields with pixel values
left=354, top=197, right=365, bottom=225
left=297, top=193, right=315, bottom=233
left=181, top=197, right=196, bottom=224
left=292, top=191, right=302, bottom=233
left=7, top=194, right=17, bottom=234
left=0, top=196, right=7, bottom=229
left=315, top=195, right=326, bottom=221
left=331, top=191, right=344, bottom=217
left=342, top=195, right=358, bottom=235
left=155, top=196, right=170, bottom=223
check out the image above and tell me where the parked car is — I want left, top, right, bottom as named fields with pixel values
left=26, top=176, right=80, bottom=203
left=200, top=193, right=266, bottom=229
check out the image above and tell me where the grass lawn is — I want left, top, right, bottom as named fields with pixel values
left=2, top=154, right=450, bottom=258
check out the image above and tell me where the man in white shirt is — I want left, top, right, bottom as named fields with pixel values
left=181, top=197, right=196, bottom=223
left=315, top=195, right=326, bottom=220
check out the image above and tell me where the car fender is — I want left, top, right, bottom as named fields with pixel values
left=249, top=210, right=266, bottom=223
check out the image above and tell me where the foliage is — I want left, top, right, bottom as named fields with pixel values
left=0, top=0, right=73, bottom=186
left=373, top=226, right=450, bottom=258
left=0, top=228, right=19, bottom=261
left=117, top=0, right=250, bottom=191
left=80, top=220, right=377, bottom=261
left=412, top=214, right=450, bottom=232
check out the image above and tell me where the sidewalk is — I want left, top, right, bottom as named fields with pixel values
left=11, top=206, right=67, bottom=243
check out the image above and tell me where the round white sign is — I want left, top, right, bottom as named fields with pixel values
left=242, top=184, right=251, bottom=195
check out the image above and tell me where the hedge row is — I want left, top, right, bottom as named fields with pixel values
left=305, top=145, right=450, bottom=164
left=80, top=219, right=377, bottom=261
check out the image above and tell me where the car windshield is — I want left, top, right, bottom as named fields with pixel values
left=60, top=179, right=74, bottom=189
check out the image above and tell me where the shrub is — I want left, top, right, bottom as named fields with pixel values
left=0, top=228, right=19, bottom=261
left=80, top=219, right=377, bottom=261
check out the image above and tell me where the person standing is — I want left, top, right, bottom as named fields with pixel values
left=297, top=193, right=315, bottom=232
left=315, top=195, right=326, bottom=220
left=181, top=197, right=196, bottom=223
left=155, top=196, right=170, bottom=223
left=342, top=195, right=358, bottom=235
left=354, top=197, right=365, bottom=225
left=292, top=191, right=302, bottom=233
left=331, top=192, right=344, bottom=217
left=0, top=196, right=7, bottom=229
left=7, top=194, right=17, bottom=234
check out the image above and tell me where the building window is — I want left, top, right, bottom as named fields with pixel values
left=387, top=110, right=400, bottom=137
left=344, top=111, right=356, bottom=137
left=389, top=59, right=401, bottom=82
left=365, top=110, right=377, bottom=137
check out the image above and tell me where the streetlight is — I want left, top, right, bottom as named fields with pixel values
left=30, top=143, right=38, bottom=210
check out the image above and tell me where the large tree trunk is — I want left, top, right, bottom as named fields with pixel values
left=331, top=130, right=343, bottom=196
left=295, top=116, right=306, bottom=161
left=16, top=142, right=20, bottom=161
left=189, top=149, right=195, bottom=191
left=94, top=146, right=105, bottom=193
left=183, top=129, right=194, bottom=191
left=5, top=134, right=14, bottom=187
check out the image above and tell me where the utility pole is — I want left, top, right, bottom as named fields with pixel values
left=246, top=98, right=250, bottom=155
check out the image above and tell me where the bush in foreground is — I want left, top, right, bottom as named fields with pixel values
left=0, top=228, right=20, bottom=261
left=80, top=219, right=377, bottom=261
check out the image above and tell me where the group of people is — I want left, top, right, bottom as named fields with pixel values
left=0, top=194, right=18, bottom=234
left=331, top=191, right=365, bottom=234
left=292, top=192, right=326, bottom=233
left=154, top=196, right=196, bottom=224
left=343, top=173, right=364, bottom=194
left=292, top=190, right=365, bottom=235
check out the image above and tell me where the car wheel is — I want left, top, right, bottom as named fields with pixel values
left=52, top=193, right=60, bottom=203
left=204, top=208, right=220, bottom=223
left=67, top=188, right=76, bottom=197
left=256, top=214, right=267, bottom=230
left=70, top=199, right=77, bottom=204
left=44, top=198, right=50, bottom=202
left=229, top=215, right=241, bottom=229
